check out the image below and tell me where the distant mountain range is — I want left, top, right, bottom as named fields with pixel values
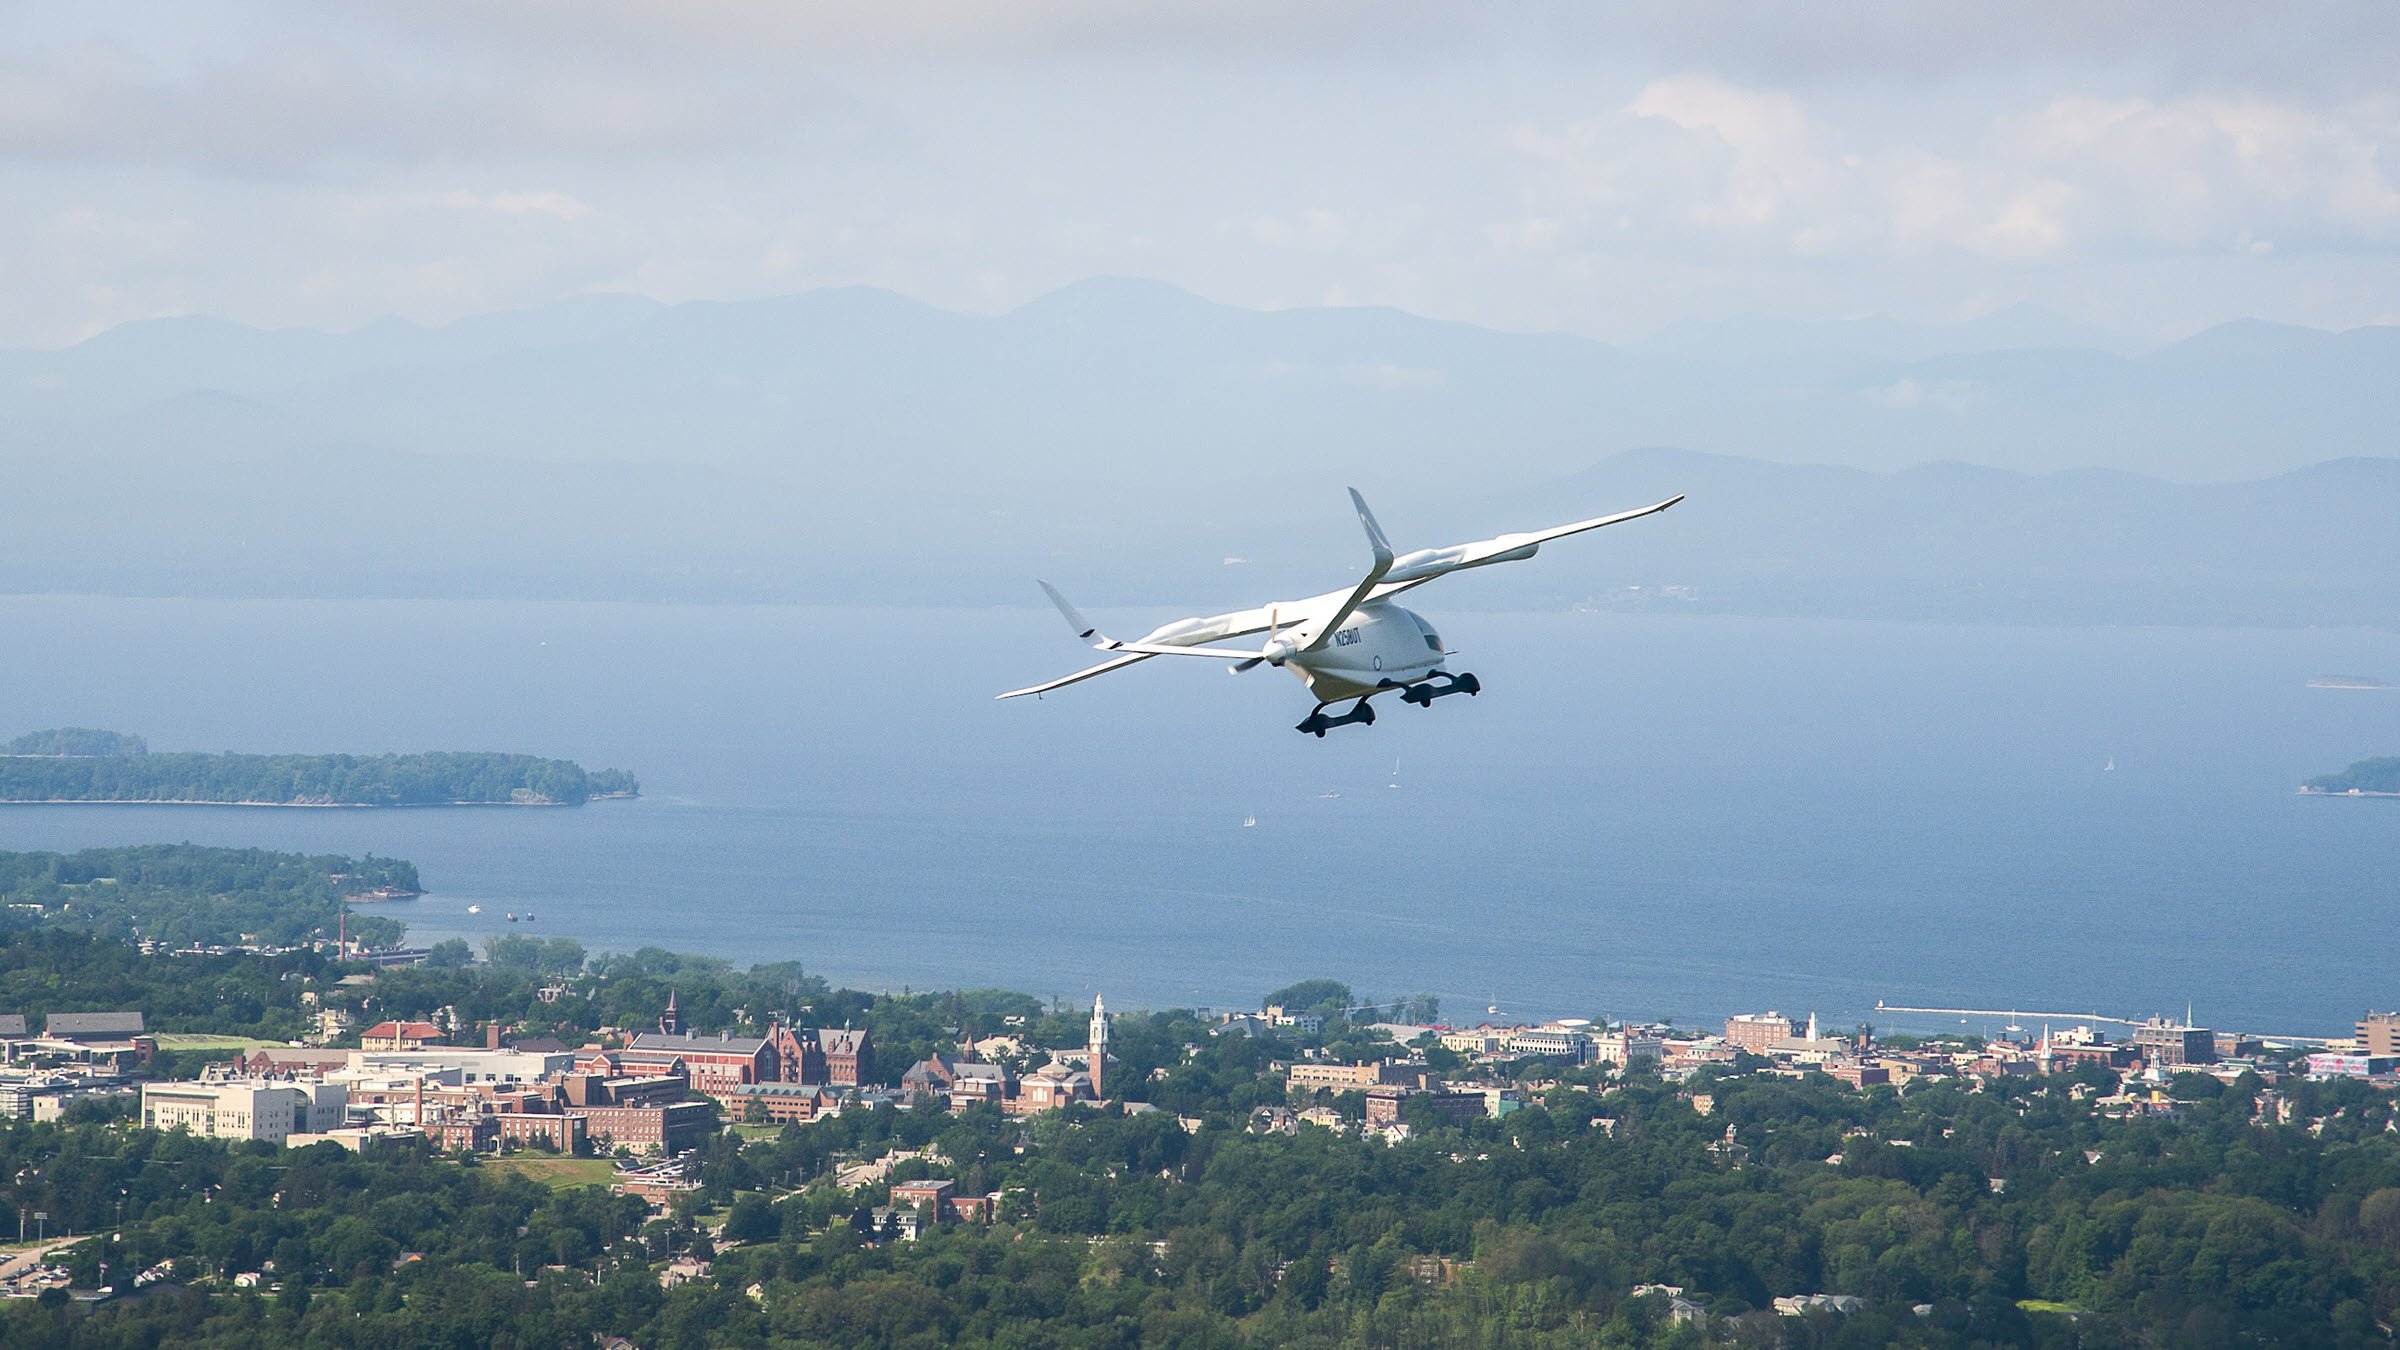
left=2, top=280, right=2393, bottom=626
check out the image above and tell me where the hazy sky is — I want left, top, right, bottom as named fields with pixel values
left=5, top=2, right=2396, bottom=347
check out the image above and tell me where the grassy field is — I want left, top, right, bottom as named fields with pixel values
left=154, top=1034, right=279, bottom=1051
left=730, top=1123, right=785, bottom=1141
left=479, top=1156, right=619, bottom=1190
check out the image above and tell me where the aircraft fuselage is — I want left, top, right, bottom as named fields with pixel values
left=1283, top=602, right=1445, bottom=701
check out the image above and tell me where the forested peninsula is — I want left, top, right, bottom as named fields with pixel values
left=2302, top=755, right=2400, bottom=796
left=0, top=843, right=412, bottom=948
left=0, top=729, right=637, bottom=806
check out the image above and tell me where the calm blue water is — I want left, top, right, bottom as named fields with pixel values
left=0, top=595, right=2392, bottom=1036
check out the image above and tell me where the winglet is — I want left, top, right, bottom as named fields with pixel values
left=1348, top=487, right=1395, bottom=567
left=1038, top=581, right=1107, bottom=646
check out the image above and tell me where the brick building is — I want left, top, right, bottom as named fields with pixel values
left=728, top=1082, right=839, bottom=1124
left=1013, top=1065, right=1094, bottom=1115
left=1364, top=1086, right=1486, bottom=1129
left=618, top=1031, right=774, bottom=1102
left=1287, top=1061, right=1414, bottom=1093
left=1724, top=1013, right=1801, bottom=1056
left=2043, top=1041, right=2137, bottom=1071
left=360, top=1021, right=446, bottom=1051
left=1829, top=1062, right=1891, bottom=1089
left=768, top=1024, right=875, bottom=1086
left=890, top=1178, right=1000, bottom=1225
left=902, top=1054, right=1015, bottom=1108
left=574, top=1101, right=713, bottom=1155
left=242, top=1047, right=354, bottom=1078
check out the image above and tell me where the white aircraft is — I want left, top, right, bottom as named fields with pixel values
left=1000, top=488, right=1682, bottom=735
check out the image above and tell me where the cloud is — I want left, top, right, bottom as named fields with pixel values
left=477, top=191, right=593, bottom=221
left=1999, top=94, right=2400, bottom=250
left=1508, top=77, right=2400, bottom=265
left=2, top=6, right=2398, bottom=347
left=1866, top=377, right=1985, bottom=413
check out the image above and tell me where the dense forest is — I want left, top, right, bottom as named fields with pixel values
left=2306, top=755, right=2400, bottom=794
left=0, top=734, right=638, bottom=806
left=0, top=845, right=411, bottom=949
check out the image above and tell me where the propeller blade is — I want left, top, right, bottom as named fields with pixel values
left=1229, top=607, right=1280, bottom=674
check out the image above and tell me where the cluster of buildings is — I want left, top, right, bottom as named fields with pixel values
left=133, top=993, right=896, bottom=1158
left=895, top=996, right=1113, bottom=1117
left=0, top=1011, right=154, bottom=1121
left=125, top=991, right=1135, bottom=1160
left=59, top=982, right=2400, bottom=1179
left=1260, top=1003, right=2400, bottom=1133
left=872, top=1177, right=1007, bottom=1241
left=1636, top=1008, right=2362, bottom=1095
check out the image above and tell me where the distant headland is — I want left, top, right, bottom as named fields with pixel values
left=0, top=728, right=638, bottom=807
left=2298, top=755, right=2400, bottom=798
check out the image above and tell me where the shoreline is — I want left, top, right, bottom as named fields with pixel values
left=2296, top=787, right=2400, bottom=799
left=0, top=795, right=637, bottom=809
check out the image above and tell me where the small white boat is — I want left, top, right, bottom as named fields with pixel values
left=506, top=912, right=518, bottom=923
left=2104, top=757, right=2115, bottom=772
left=1242, top=815, right=1257, bottom=828
left=1317, top=791, right=1341, bottom=799
left=466, top=904, right=482, bottom=915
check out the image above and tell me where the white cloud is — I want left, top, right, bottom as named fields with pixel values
left=1508, top=78, right=2400, bottom=267
left=1, top=6, right=2398, bottom=346
left=1867, top=377, right=1985, bottom=413
left=1999, top=94, right=2400, bottom=249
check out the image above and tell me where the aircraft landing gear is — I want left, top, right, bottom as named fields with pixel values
left=1296, top=697, right=1377, bottom=738
left=1387, top=670, right=1481, bottom=707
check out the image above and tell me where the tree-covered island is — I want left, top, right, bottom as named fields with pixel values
left=2, top=727, right=148, bottom=757
left=2301, top=755, right=2400, bottom=796
left=0, top=729, right=637, bottom=806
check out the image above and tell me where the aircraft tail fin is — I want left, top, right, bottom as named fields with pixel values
left=1350, top=487, right=1395, bottom=562
left=1300, top=490, right=1398, bottom=651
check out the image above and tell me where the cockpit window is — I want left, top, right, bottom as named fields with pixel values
left=1423, top=633, right=1443, bottom=652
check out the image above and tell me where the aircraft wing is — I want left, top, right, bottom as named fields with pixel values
left=999, top=491, right=1680, bottom=698
left=996, top=652, right=1155, bottom=700
left=1372, top=494, right=1683, bottom=596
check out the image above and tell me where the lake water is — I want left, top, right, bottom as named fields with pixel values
left=0, top=595, right=2392, bottom=1037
